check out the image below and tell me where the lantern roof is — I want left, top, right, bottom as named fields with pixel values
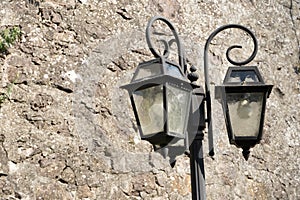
left=223, top=66, right=264, bottom=85
left=132, top=58, right=185, bottom=81
left=121, top=58, right=196, bottom=93
left=216, top=66, right=273, bottom=100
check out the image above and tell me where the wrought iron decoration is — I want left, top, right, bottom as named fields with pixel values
left=145, top=16, right=188, bottom=75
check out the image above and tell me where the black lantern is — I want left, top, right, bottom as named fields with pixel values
left=121, top=16, right=194, bottom=147
left=215, top=66, right=273, bottom=159
left=203, top=24, right=274, bottom=160
left=121, top=58, right=193, bottom=145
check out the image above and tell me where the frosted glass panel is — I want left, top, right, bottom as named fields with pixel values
left=133, top=85, right=164, bottom=136
left=227, top=92, right=264, bottom=137
left=134, top=64, right=162, bottom=80
left=166, top=63, right=183, bottom=78
left=167, top=85, right=190, bottom=135
left=228, top=70, right=259, bottom=83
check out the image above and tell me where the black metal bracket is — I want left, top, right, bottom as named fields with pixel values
left=203, top=24, right=258, bottom=156
left=146, top=16, right=187, bottom=75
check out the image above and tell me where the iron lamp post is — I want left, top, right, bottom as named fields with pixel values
left=121, top=17, right=273, bottom=200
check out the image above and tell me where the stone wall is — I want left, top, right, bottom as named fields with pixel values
left=0, top=0, right=299, bottom=199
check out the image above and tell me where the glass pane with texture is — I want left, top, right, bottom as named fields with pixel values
left=133, top=85, right=164, bottom=136
left=227, top=92, right=264, bottom=137
left=166, top=63, right=183, bottom=78
left=228, top=70, right=259, bottom=83
left=167, top=84, right=190, bottom=135
left=134, top=64, right=162, bottom=80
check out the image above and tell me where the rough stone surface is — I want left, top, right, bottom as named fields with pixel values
left=0, top=0, right=299, bottom=199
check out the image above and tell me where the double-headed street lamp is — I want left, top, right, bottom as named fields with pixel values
left=121, top=16, right=273, bottom=200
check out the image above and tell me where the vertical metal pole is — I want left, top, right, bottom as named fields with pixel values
left=188, top=88, right=206, bottom=200
left=190, top=132, right=206, bottom=200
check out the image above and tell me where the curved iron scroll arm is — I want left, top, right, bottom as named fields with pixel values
left=203, top=24, right=258, bottom=156
left=146, top=16, right=187, bottom=74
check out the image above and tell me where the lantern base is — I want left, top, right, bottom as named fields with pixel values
left=142, top=132, right=184, bottom=147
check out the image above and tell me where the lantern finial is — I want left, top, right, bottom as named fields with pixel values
left=242, top=148, right=250, bottom=161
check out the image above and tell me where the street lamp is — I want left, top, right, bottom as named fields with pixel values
left=121, top=17, right=273, bottom=200
left=121, top=16, right=196, bottom=149
left=204, top=24, right=273, bottom=160
left=215, top=66, right=273, bottom=160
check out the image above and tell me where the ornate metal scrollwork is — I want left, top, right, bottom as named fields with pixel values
left=146, top=16, right=187, bottom=74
